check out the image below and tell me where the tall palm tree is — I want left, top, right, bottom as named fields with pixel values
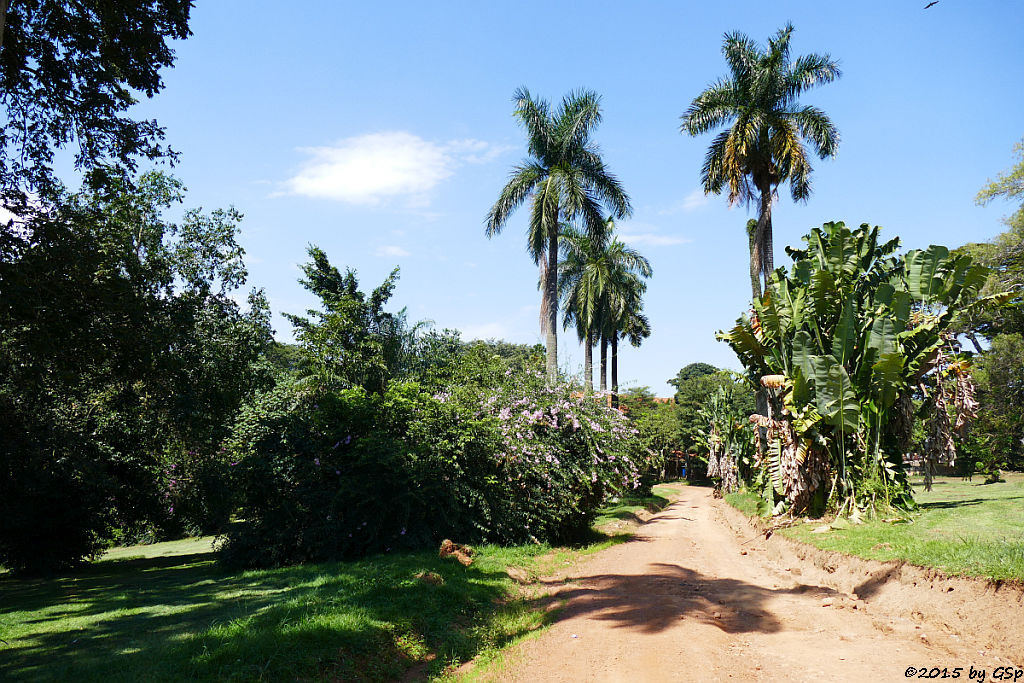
left=558, top=218, right=650, bottom=393
left=680, top=23, right=840, bottom=300
left=601, top=272, right=650, bottom=408
left=486, top=88, right=632, bottom=381
left=614, top=308, right=651, bottom=407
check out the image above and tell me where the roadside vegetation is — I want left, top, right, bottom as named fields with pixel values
left=726, top=473, right=1024, bottom=582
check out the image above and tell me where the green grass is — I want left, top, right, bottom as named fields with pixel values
left=591, top=481, right=687, bottom=528
left=0, top=517, right=634, bottom=681
left=726, top=473, right=1024, bottom=583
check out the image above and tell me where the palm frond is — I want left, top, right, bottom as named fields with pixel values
left=485, top=161, right=545, bottom=237
left=787, top=54, right=842, bottom=97
left=573, top=149, right=633, bottom=219
left=681, top=79, right=739, bottom=136
left=512, top=87, right=554, bottom=162
left=792, top=105, right=840, bottom=158
left=526, top=176, right=560, bottom=263
left=554, top=89, right=602, bottom=157
left=722, top=31, right=760, bottom=81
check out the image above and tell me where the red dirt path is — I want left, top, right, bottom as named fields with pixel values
left=486, top=485, right=1019, bottom=682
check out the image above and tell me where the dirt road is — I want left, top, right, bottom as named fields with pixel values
left=494, top=485, right=1015, bottom=682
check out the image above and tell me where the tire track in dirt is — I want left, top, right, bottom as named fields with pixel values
left=489, top=485, right=1016, bottom=682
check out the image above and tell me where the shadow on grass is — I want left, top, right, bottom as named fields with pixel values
left=0, top=548, right=534, bottom=682
left=918, top=495, right=1024, bottom=510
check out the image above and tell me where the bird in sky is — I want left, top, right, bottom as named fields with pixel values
left=924, top=1, right=939, bottom=8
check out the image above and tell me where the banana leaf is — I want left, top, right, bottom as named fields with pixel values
left=810, top=355, right=859, bottom=432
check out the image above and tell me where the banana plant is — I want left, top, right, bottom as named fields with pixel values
left=719, top=221, right=1007, bottom=514
left=697, top=383, right=752, bottom=493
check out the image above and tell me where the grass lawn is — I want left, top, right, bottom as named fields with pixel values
left=0, top=502, right=650, bottom=682
left=591, top=481, right=687, bottom=529
left=725, top=473, right=1024, bottom=583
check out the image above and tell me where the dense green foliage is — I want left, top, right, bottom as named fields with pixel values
left=0, top=173, right=272, bottom=572
left=222, top=250, right=657, bottom=567
left=720, top=221, right=1001, bottom=515
left=681, top=23, right=841, bottom=298
left=0, top=0, right=192, bottom=201
left=671, top=367, right=755, bottom=459
left=955, top=138, right=1024, bottom=474
left=668, top=362, right=718, bottom=387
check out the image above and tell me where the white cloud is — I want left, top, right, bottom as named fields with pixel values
left=376, top=245, right=410, bottom=258
left=659, top=188, right=711, bottom=215
left=280, top=131, right=505, bottom=205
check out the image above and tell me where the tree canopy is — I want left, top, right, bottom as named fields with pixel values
left=0, top=0, right=192, bottom=202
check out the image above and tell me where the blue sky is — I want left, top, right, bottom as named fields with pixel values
left=134, top=0, right=1023, bottom=396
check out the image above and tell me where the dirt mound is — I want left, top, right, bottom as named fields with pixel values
left=439, top=539, right=474, bottom=566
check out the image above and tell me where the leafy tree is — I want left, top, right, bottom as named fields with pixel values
left=977, top=137, right=1024, bottom=234
left=955, top=139, right=1024, bottom=472
left=486, top=88, right=632, bottom=381
left=680, top=24, right=841, bottom=299
left=285, top=247, right=417, bottom=394
left=0, top=172, right=271, bottom=572
left=0, top=0, right=192, bottom=202
left=673, top=368, right=754, bottom=464
left=620, top=387, right=682, bottom=476
left=668, top=362, right=719, bottom=393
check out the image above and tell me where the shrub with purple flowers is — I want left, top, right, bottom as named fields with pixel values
left=221, top=356, right=657, bottom=568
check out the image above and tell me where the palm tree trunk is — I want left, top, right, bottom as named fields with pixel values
left=756, top=182, right=775, bottom=289
left=746, top=219, right=762, bottom=301
left=544, top=231, right=558, bottom=382
left=610, top=331, right=619, bottom=409
left=584, top=329, right=594, bottom=393
left=0, top=0, right=8, bottom=50
left=599, top=334, right=608, bottom=392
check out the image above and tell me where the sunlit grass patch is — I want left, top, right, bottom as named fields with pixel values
left=726, top=473, right=1024, bottom=582
left=0, top=494, right=654, bottom=681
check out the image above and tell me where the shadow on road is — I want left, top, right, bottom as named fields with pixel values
left=530, top=560, right=840, bottom=636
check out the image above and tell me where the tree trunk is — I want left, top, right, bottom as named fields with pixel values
left=755, top=182, right=775, bottom=291
left=967, top=332, right=984, bottom=354
left=746, top=219, right=762, bottom=301
left=584, top=329, right=593, bottom=393
left=544, top=231, right=558, bottom=382
left=0, top=0, right=9, bottom=51
left=752, top=182, right=775, bottom=443
left=610, top=331, right=619, bottom=409
left=599, top=333, right=608, bottom=392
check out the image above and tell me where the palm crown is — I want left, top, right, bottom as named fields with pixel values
left=681, top=23, right=840, bottom=298
left=486, top=88, right=632, bottom=380
left=559, top=220, right=651, bottom=398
